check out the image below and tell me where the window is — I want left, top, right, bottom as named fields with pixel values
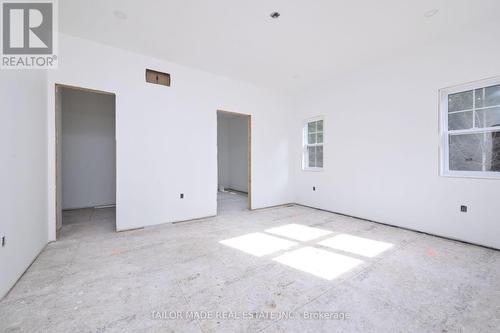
left=303, top=118, right=324, bottom=170
left=440, top=77, right=500, bottom=178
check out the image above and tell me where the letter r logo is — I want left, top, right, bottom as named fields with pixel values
left=2, top=2, right=53, bottom=54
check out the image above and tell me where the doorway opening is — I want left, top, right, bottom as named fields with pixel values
left=216, top=110, right=251, bottom=214
left=55, top=84, right=116, bottom=239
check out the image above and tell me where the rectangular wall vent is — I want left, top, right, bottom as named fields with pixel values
left=146, top=69, right=170, bottom=87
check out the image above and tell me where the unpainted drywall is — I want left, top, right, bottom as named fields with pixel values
left=47, top=34, right=291, bottom=238
left=61, top=88, right=116, bottom=209
left=289, top=22, right=500, bottom=249
left=217, top=113, right=248, bottom=192
left=55, top=87, right=62, bottom=232
left=217, top=116, right=230, bottom=187
left=0, top=70, right=48, bottom=299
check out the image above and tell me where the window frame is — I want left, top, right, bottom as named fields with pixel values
left=439, top=76, right=500, bottom=180
left=302, top=116, right=324, bottom=172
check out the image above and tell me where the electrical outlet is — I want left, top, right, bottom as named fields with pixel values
left=460, top=205, right=467, bottom=213
left=312, top=186, right=316, bottom=191
left=1, top=236, right=5, bottom=247
left=180, top=193, right=184, bottom=199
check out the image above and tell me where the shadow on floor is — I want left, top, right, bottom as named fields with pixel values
left=61, top=207, right=116, bottom=239
left=217, top=191, right=248, bottom=215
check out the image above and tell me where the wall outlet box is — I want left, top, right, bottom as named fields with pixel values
left=180, top=193, right=184, bottom=199
left=1, top=236, right=5, bottom=247
left=313, top=186, right=316, bottom=191
left=460, top=205, right=467, bottom=213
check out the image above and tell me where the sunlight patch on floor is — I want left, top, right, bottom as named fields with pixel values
left=273, top=246, right=363, bottom=280
left=219, top=227, right=393, bottom=280
left=265, top=223, right=332, bottom=242
left=318, top=234, right=393, bottom=258
left=219, top=232, right=298, bottom=257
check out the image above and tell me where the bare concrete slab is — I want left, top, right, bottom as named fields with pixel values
left=1, top=193, right=499, bottom=332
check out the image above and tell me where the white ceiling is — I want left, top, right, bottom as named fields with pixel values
left=60, top=0, right=500, bottom=92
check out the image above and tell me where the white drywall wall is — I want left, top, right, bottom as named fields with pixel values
left=47, top=34, right=291, bottom=238
left=217, top=113, right=248, bottom=192
left=228, top=116, right=249, bottom=192
left=217, top=116, right=230, bottom=188
left=0, top=70, right=48, bottom=299
left=289, top=22, right=500, bottom=249
left=61, top=88, right=116, bottom=209
left=55, top=87, right=62, bottom=232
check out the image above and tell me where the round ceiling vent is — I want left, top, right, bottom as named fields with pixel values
left=270, top=12, right=280, bottom=19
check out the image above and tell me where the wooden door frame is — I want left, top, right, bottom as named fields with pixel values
left=54, top=83, right=117, bottom=239
left=216, top=109, right=252, bottom=210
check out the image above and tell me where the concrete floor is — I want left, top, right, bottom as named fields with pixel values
left=1, top=193, right=499, bottom=332
left=217, top=190, right=248, bottom=213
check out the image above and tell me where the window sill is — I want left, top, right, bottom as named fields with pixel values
left=441, top=171, right=500, bottom=180
left=302, top=167, right=324, bottom=172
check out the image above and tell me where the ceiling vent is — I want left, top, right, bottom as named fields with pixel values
left=270, top=11, right=280, bottom=19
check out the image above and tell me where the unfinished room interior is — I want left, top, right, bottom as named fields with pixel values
left=217, top=110, right=251, bottom=213
left=0, top=0, right=499, bottom=332
left=57, top=86, right=117, bottom=236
